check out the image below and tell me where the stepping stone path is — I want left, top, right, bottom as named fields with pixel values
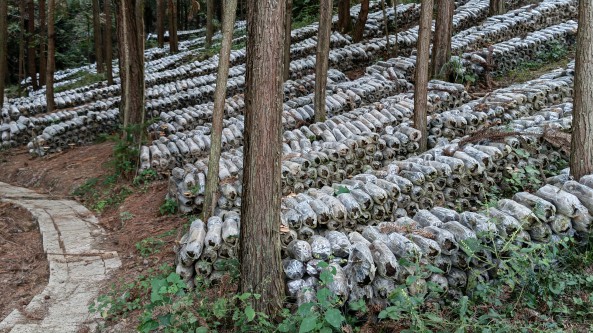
left=0, top=182, right=121, bottom=333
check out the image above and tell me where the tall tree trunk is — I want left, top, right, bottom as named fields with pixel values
left=205, top=0, right=214, bottom=48
left=338, top=0, right=351, bottom=34
left=39, top=0, right=47, bottom=87
left=352, top=0, right=369, bottom=42
left=414, top=0, right=433, bottom=153
left=283, top=0, right=292, bottom=81
left=46, top=0, right=55, bottom=113
left=381, top=0, right=391, bottom=55
left=392, top=0, right=398, bottom=55
left=104, top=0, right=114, bottom=85
left=314, top=0, right=333, bottom=123
left=488, top=0, right=505, bottom=16
left=203, top=0, right=238, bottom=220
left=119, top=0, right=146, bottom=147
left=240, top=0, right=285, bottom=317
left=431, top=0, right=454, bottom=78
left=0, top=0, right=7, bottom=108
left=93, top=0, right=104, bottom=73
left=570, top=0, right=593, bottom=180
left=27, top=0, right=37, bottom=90
left=168, top=0, right=178, bottom=53
left=157, top=0, right=165, bottom=48
left=18, top=0, right=25, bottom=94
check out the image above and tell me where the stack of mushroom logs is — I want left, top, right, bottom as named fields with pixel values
left=175, top=102, right=583, bottom=306
left=4, top=0, right=575, bottom=150
left=166, top=59, right=574, bottom=214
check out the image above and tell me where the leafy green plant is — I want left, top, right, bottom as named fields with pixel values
left=159, top=198, right=178, bottom=216
left=441, top=57, right=477, bottom=85
left=133, top=169, right=158, bottom=186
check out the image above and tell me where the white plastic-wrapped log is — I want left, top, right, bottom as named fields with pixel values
left=562, top=181, right=593, bottom=214
left=535, top=184, right=593, bottom=232
left=511, top=192, right=557, bottom=223
left=221, top=213, right=240, bottom=246
left=369, top=240, right=401, bottom=281
left=325, top=231, right=352, bottom=258
left=326, top=263, right=350, bottom=305
left=179, top=219, right=206, bottom=266
left=346, top=241, right=376, bottom=286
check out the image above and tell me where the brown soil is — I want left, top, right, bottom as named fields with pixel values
left=0, top=202, right=49, bottom=320
left=0, top=143, right=187, bottom=332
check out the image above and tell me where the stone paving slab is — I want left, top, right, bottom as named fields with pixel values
left=0, top=182, right=121, bottom=333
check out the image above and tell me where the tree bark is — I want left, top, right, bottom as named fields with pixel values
left=488, top=0, right=505, bottom=16
left=156, top=0, right=165, bottom=48
left=46, top=0, right=55, bottom=113
left=119, top=0, right=145, bottom=146
left=431, top=0, right=454, bottom=78
left=352, top=0, right=369, bottom=42
left=18, top=0, right=25, bottom=94
left=240, top=0, right=285, bottom=317
left=338, top=0, right=351, bottom=34
left=205, top=0, right=214, bottom=48
left=414, top=0, right=433, bottom=153
left=168, top=0, right=178, bottom=53
left=104, top=0, right=114, bottom=85
left=314, top=0, right=333, bottom=123
left=0, top=0, right=7, bottom=108
left=39, top=0, right=47, bottom=86
left=93, top=0, right=104, bottom=73
left=570, top=0, right=593, bottom=180
left=283, top=0, right=292, bottom=82
left=203, top=0, right=238, bottom=220
left=27, top=0, right=37, bottom=90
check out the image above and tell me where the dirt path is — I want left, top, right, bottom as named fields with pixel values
left=0, top=182, right=121, bottom=333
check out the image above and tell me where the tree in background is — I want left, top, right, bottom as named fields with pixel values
left=338, top=0, right=351, bottom=34
left=489, top=0, right=505, bottom=16
left=0, top=0, right=7, bottom=108
left=156, top=0, right=165, bottom=48
left=314, top=0, right=333, bottom=122
left=381, top=0, right=391, bottom=55
left=203, top=0, right=238, bottom=221
left=27, top=0, right=38, bottom=90
left=240, top=0, right=286, bottom=317
left=104, top=0, right=114, bottom=85
left=431, top=0, right=454, bottom=78
left=570, top=0, right=593, bottom=180
left=46, top=0, right=56, bottom=112
left=205, top=0, right=213, bottom=48
left=283, top=0, right=292, bottom=82
left=117, top=0, right=145, bottom=147
left=39, top=0, right=47, bottom=85
left=92, top=0, right=103, bottom=73
left=414, top=0, right=433, bottom=153
left=18, top=1, right=25, bottom=94
left=352, top=0, right=369, bottom=42
left=168, top=0, right=178, bottom=53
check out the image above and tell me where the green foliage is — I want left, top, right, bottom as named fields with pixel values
left=101, top=124, right=145, bottom=178
left=72, top=175, right=133, bottom=214
left=333, top=186, right=351, bottom=196
left=501, top=148, right=567, bottom=195
left=135, top=230, right=176, bottom=258
left=441, top=57, right=477, bottom=85
left=133, top=169, right=159, bottom=186
left=159, top=198, right=178, bottom=216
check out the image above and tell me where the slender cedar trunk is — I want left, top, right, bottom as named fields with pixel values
left=488, top=0, right=505, bottom=16
left=205, top=0, right=214, bottom=48
left=352, top=0, right=369, bottom=42
left=104, top=0, right=114, bottom=85
left=392, top=0, right=398, bottom=55
left=39, top=0, right=47, bottom=86
left=570, top=0, right=593, bottom=180
left=168, top=0, right=178, bottom=53
left=157, top=0, right=165, bottom=48
left=92, top=0, right=104, bottom=73
left=0, top=0, right=7, bottom=108
left=431, top=0, right=454, bottom=78
left=116, top=2, right=127, bottom=119
left=46, top=0, right=55, bottom=113
left=381, top=0, right=391, bottom=55
left=414, top=0, right=433, bottom=153
left=18, top=1, right=25, bottom=94
left=27, top=0, right=37, bottom=90
left=338, top=0, right=351, bottom=34
left=283, top=0, right=293, bottom=81
left=120, top=0, right=145, bottom=146
left=203, top=0, right=238, bottom=220
left=240, top=0, right=285, bottom=317
left=314, top=0, right=333, bottom=123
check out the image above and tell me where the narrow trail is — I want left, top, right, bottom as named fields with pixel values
left=0, top=182, right=120, bottom=333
